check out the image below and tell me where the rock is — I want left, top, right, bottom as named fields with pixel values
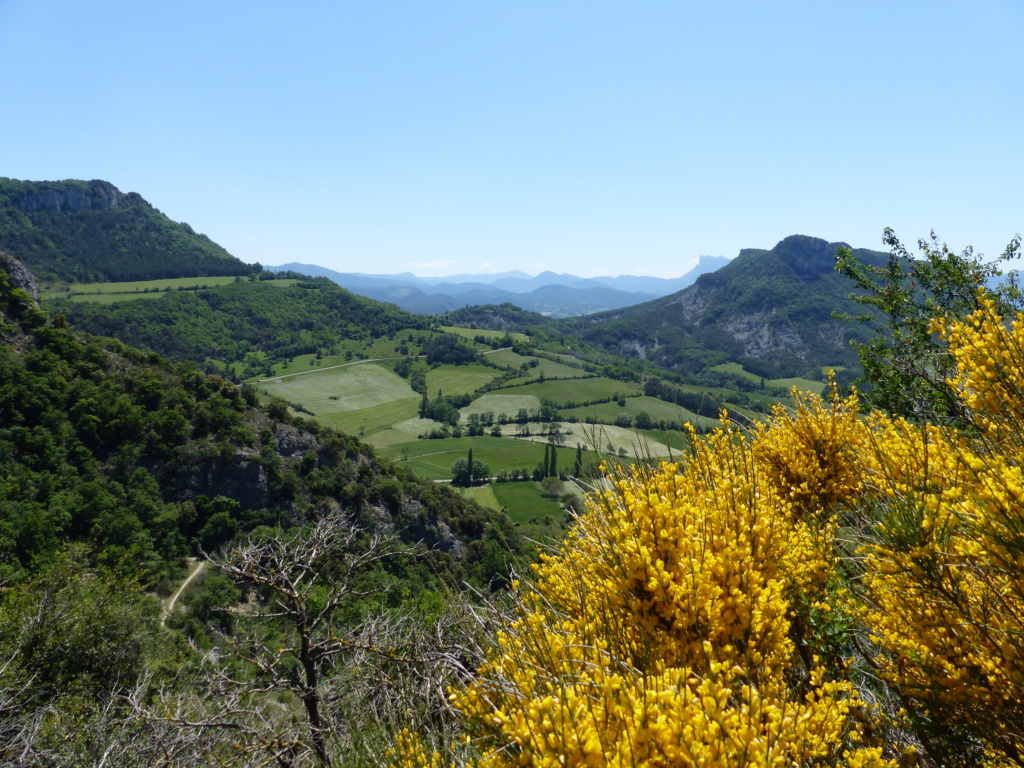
left=0, top=251, right=40, bottom=305
left=15, top=179, right=120, bottom=214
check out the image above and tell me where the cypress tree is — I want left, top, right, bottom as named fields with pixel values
left=550, top=445, right=557, bottom=478
left=575, top=444, right=583, bottom=477
left=543, top=444, right=550, bottom=478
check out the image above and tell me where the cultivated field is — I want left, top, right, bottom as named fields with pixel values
left=42, top=277, right=298, bottom=303
left=426, top=364, right=502, bottom=396
left=498, top=376, right=641, bottom=403
left=258, top=363, right=418, bottom=415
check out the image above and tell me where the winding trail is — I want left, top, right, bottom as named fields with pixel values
left=161, top=558, right=209, bottom=626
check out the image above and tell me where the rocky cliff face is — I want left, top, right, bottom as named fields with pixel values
left=0, top=251, right=40, bottom=306
left=15, top=179, right=120, bottom=213
left=773, top=234, right=849, bottom=279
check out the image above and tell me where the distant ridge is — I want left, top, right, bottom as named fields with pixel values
left=266, top=255, right=729, bottom=317
left=0, top=178, right=254, bottom=283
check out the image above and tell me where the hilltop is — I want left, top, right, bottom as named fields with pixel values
left=0, top=178, right=254, bottom=283
left=562, top=234, right=889, bottom=378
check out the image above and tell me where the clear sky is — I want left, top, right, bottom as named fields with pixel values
left=2, top=1, right=1022, bottom=278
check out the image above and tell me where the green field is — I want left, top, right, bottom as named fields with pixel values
left=491, top=482, right=567, bottom=524
left=460, top=393, right=541, bottom=421
left=257, top=363, right=417, bottom=415
left=440, top=326, right=528, bottom=343
left=561, top=395, right=705, bottom=426
left=710, top=362, right=826, bottom=395
left=43, top=277, right=298, bottom=303
left=377, top=436, right=578, bottom=480
left=771, top=377, right=826, bottom=395
left=485, top=349, right=534, bottom=369
left=457, top=484, right=501, bottom=511
left=497, top=377, right=641, bottom=403
left=324, top=397, right=421, bottom=435
left=426, top=364, right=501, bottom=396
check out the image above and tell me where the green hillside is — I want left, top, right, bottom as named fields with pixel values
left=0, top=254, right=519, bottom=590
left=0, top=178, right=254, bottom=282
left=562, top=234, right=890, bottom=378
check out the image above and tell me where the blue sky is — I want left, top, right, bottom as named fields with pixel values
left=2, top=1, right=1022, bottom=277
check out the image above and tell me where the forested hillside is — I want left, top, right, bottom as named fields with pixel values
left=0, top=178, right=254, bottom=282
left=49, top=275, right=432, bottom=367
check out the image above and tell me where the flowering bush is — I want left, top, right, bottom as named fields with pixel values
left=392, top=291, right=1024, bottom=768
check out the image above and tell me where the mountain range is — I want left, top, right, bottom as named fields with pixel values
left=265, top=256, right=731, bottom=317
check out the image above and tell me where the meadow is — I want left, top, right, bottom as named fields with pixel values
left=496, top=376, right=641, bottom=403
left=42, top=277, right=298, bottom=303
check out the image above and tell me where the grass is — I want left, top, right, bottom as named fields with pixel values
left=42, top=277, right=298, bottom=303
left=710, top=362, right=827, bottom=395
left=561, top=395, right=705, bottom=426
left=555, top=423, right=676, bottom=458
left=426, top=364, right=502, bottom=396
left=460, top=393, right=541, bottom=421
left=440, top=326, right=528, bottom=343
left=457, top=484, right=501, bottom=511
left=497, top=377, right=641, bottom=403
left=771, top=377, right=826, bottom=395
left=492, top=482, right=566, bottom=524
left=377, top=436, right=579, bottom=480
left=323, top=397, right=421, bottom=435
left=257, top=363, right=418, bottom=415
left=485, top=349, right=534, bottom=369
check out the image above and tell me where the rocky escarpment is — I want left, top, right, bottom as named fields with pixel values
left=14, top=179, right=120, bottom=213
left=0, top=251, right=40, bottom=306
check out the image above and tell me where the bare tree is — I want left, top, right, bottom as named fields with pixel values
left=209, top=510, right=403, bottom=767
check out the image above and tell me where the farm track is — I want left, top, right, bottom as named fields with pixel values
left=161, top=558, right=209, bottom=626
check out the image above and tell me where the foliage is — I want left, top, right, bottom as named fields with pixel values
left=51, top=278, right=431, bottom=368
left=835, top=228, right=1021, bottom=424
left=0, top=178, right=254, bottom=282
left=392, top=291, right=1024, bottom=766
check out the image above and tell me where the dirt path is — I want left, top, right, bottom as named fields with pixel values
left=161, top=558, right=209, bottom=626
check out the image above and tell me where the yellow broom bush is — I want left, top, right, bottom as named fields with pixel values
left=392, top=291, right=1024, bottom=768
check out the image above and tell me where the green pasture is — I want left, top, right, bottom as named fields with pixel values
left=771, top=377, right=826, bottom=395
left=457, top=484, right=501, bottom=511
left=440, top=326, right=528, bottom=343
left=710, top=362, right=760, bottom=382
left=709, top=362, right=826, bottom=395
left=492, top=482, right=566, bottom=524
left=460, top=393, right=541, bottom=421
left=561, top=395, right=704, bottom=426
left=257, top=363, right=417, bottom=415
left=322, top=397, right=421, bottom=435
left=498, top=377, right=641, bottom=404
left=426, top=364, right=501, bottom=396
left=42, top=277, right=298, bottom=303
left=485, top=349, right=533, bottom=369
left=554, top=422, right=675, bottom=458
left=377, top=436, right=578, bottom=480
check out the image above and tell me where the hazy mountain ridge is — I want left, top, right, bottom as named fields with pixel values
left=266, top=256, right=729, bottom=317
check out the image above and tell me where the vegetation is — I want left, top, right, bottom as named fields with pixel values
left=0, top=178, right=254, bottom=282
left=836, top=228, right=1021, bottom=423
left=50, top=277, right=432, bottom=369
